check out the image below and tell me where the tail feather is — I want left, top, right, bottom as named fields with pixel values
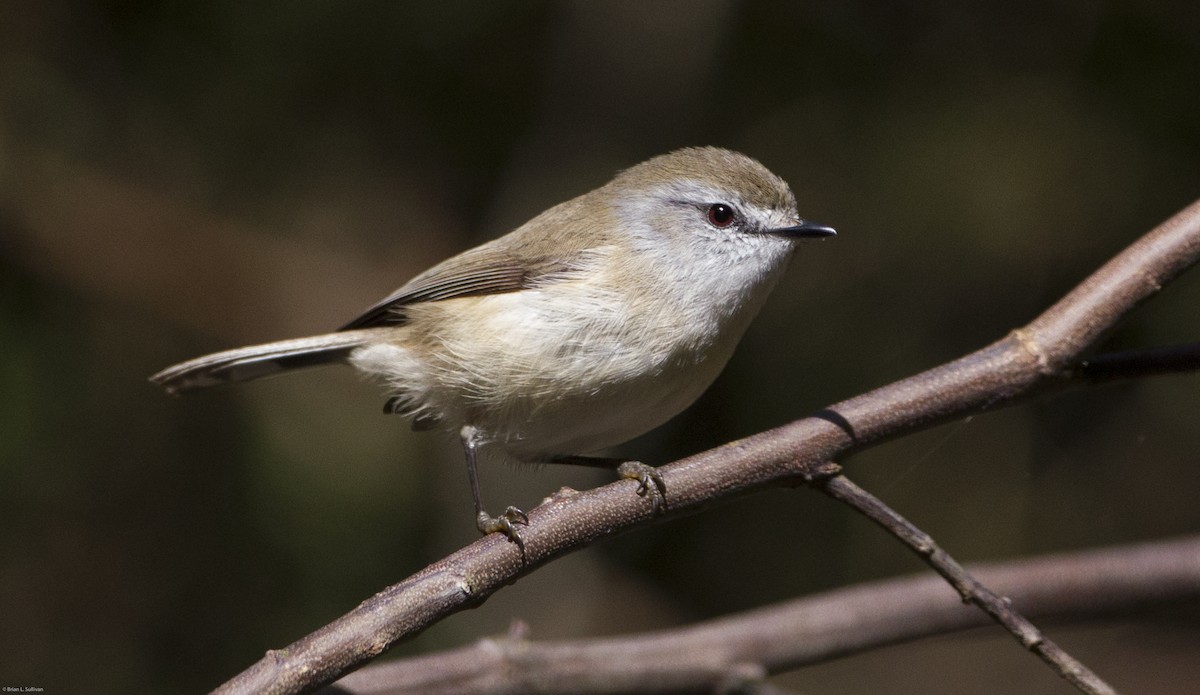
left=150, top=330, right=375, bottom=395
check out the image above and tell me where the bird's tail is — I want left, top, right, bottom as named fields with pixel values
left=150, top=330, right=376, bottom=395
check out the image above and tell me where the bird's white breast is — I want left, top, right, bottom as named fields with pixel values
left=353, top=235, right=794, bottom=461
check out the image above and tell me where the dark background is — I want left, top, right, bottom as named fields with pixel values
left=2, top=2, right=1199, bottom=693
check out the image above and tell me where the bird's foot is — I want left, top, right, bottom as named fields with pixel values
left=477, top=506, right=529, bottom=550
left=617, top=461, right=667, bottom=514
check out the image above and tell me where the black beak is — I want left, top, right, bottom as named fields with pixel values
left=764, top=220, right=837, bottom=239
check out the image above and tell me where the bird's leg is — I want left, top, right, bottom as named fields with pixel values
left=545, top=455, right=667, bottom=513
left=460, top=425, right=527, bottom=548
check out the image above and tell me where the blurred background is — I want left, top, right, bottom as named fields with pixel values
left=2, top=1, right=1199, bottom=692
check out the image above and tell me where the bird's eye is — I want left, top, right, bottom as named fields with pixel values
left=707, top=203, right=736, bottom=228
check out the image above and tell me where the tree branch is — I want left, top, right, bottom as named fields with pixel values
left=214, top=197, right=1200, bottom=695
left=322, top=534, right=1200, bottom=694
left=1076, top=341, right=1200, bottom=382
left=813, top=471, right=1115, bottom=694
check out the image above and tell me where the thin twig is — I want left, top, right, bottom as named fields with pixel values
left=324, top=534, right=1200, bottom=694
left=214, top=197, right=1200, bottom=695
left=1076, top=341, right=1200, bottom=382
left=811, top=470, right=1117, bottom=694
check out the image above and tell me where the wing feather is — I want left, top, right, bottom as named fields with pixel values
left=339, top=248, right=575, bottom=330
left=339, top=192, right=612, bottom=331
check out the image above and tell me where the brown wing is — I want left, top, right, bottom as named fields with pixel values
left=338, top=246, right=576, bottom=330
left=340, top=191, right=613, bottom=331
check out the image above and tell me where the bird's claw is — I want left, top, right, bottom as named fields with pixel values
left=617, top=461, right=667, bottom=513
left=477, top=506, right=528, bottom=551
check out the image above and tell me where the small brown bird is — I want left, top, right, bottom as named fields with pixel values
left=152, top=147, right=835, bottom=546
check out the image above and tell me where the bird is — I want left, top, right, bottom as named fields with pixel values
left=151, top=146, right=835, bottom=548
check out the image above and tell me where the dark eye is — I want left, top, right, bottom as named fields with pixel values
left=707, top=203, right=736, bottom=228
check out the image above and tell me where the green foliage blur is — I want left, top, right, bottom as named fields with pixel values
left=2, top=2, right=1198, bottom=693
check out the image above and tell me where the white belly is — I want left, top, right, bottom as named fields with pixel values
left=351, top=243, right=792, bottom=460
